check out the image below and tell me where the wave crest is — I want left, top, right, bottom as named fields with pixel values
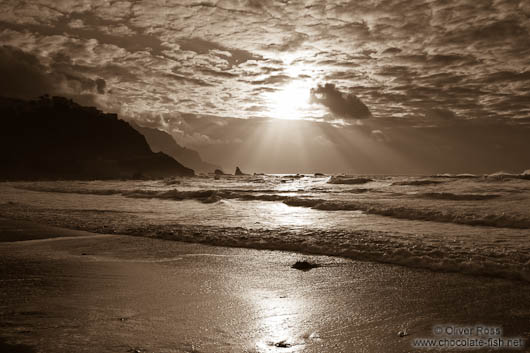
left=1, top=202, right=528, bottom=282
left=417, top=192, right=500, bottom=201
left=328, top=176, right=373, bottom=185
left=281, top=198, right=529, bottom=229
left=392, top=179, right=444, bottom=186
left=14, top=185, right=529, bottom=229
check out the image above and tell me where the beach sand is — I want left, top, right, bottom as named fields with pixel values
left=0, top=218, right=529, bottom=353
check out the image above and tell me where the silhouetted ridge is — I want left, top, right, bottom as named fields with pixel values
left=0, top=96, right=194, bottom=180
left=130, top=122, right=219, bottom=173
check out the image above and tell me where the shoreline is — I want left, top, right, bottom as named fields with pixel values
left=1, top=200, right=529, bottom=284
left=1, top=217, right=529, bottom=352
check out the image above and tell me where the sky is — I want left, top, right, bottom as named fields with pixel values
left=0, top=0, right=529, bottom=174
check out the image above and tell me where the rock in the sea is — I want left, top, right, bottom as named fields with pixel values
left=214, top=169, right=225, bottom=175
left=291, top=260, right=320, bottom=271
left=235, top=166, right=246, bottom=175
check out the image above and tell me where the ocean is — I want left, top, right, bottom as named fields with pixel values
left=1, top=172, right=529, bottom=282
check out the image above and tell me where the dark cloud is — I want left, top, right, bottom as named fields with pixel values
left=481, top=71, right=530, bottom=84
left=245, top=105, right=262, bottom=112
left=178, top=37, right=261, bottom=67
left=390, top=53, right=479, bottom=68
left=0, top=15, right=167, bottom=55
left=95, top=78, right=106, bottom=94
left=200, top=68, right=239, bottom=78
left=165, top=73, right=213, bottom=87
left=59, top=72, right=102, bottom=93
left=0, top=45, right=106, bottom=100
left=248, top=74, right=291, bottom=85
left=382, top=47, right=402, bottom=55
left=310, top=83, right=372, bottom=120
left=416, top=72, right=465, bottom=86
left=252, top=86, right=277, bottom=93
left=0, top=45, right=52, bottom=99
left=263, top=32, right=309, bottom=52
left=377, top=65, right=416, bottom=77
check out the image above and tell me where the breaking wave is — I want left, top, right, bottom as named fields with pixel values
left=431, top=173, right=479, bottom=179
left=327, top=176, right=373, bottom=185
left=14, top=185, right=529, bottom=229
left=0, top=202, right=528, bottom=282
left=432, top=170, right=530, bottom=181
left=124, top=192, right=530, bottom=230
left=14, top=185, right=122, bottom=195
left=280, top=198, right=529, bottom=229
left=392, top=179, right=445, bottom=186
left=417, top=192, right=501, bottom=201
left=142, top=225, right=530, bottom=282
left=486, top=171, right=530, bottom=180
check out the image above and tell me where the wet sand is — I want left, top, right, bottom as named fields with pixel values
left=0, top=218, right=529, bottom=353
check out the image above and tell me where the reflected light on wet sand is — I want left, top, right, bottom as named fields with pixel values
left=252, top=290, right=319, bottom=352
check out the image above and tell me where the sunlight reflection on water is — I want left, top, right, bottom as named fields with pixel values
left=252, top=291, right=317, bottom=352
left=250, top=202, right=328, bottom=229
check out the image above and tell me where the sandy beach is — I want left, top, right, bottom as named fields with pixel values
left=0, top=217, right=528, bottom=353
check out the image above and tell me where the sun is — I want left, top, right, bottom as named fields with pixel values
left=265, top=80, right=311, bottom=120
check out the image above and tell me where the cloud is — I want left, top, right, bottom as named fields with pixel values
left=249, top=74, right=291, bottom=85
left=68, top=19, right=85, bottom=29
left=165, top=73, right=213, bottom=87
left=263, top=32, right=309, bottom=52
left=0, top=0, right=529, bottom=174
left=178, top=37, right=261, bottom=68
left=95, top=78, right=106, bottom=94
left=0, top=45, right=52, bottom=98
left=310, top=83, right=372, bottom=120
left=0, top=0, right=529, bottom=128
left=0, top=45, right=106, bottom=101
left=381, top=47, right=402, bottom=55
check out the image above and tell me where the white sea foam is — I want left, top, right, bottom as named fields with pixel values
left=327, top=176, right=373, bottom=185
left=2, top=174, right=529, bottom=281
left=11, top=177, right=530, bottom=229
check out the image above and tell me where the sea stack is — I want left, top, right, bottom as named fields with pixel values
left=235, top=166, right=246, bottom=176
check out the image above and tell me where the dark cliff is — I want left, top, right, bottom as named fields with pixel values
left=0, top=96, right=194, bottom=180
left=131, top=123, right=220, bottom=173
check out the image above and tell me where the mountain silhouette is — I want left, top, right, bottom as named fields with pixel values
left=130, top=122, right=219, bottom=173
left=0, top=95, right=194, bottom=180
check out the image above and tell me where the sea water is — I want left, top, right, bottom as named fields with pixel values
left=1, top=172, right=529, bottom=281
